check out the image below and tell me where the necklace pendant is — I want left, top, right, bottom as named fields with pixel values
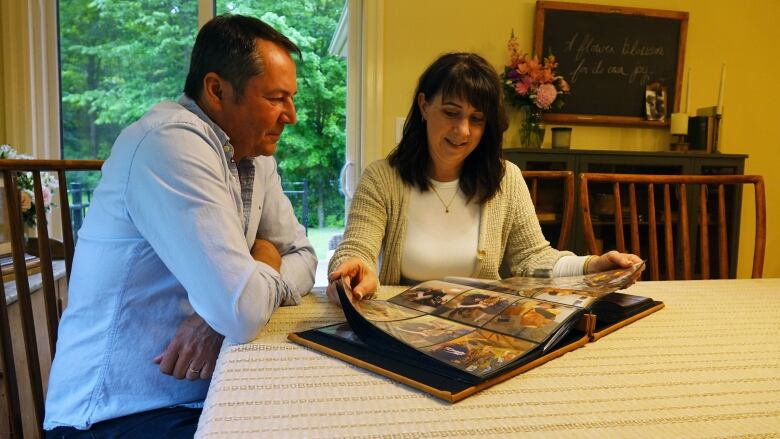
left=430, top=184, right=458, bottom=214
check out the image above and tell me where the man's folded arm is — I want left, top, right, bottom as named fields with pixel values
left=126, top=127, right=283, bottom=343
left=255, top=157, right=317, bottom=304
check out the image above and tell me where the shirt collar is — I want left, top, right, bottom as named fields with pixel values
left=177, top=94, right=235, bottom=161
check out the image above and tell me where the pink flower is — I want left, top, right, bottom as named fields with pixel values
left=20, top=190, right=33, bottom=212
left=42, top=186, right=52, bottom=207
left=535, top=83, right=558, bottom=109
left=515, top=82, right=530, bottom=95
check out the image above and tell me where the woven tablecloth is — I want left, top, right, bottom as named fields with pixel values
left=196, top=279, right=780, bottom=438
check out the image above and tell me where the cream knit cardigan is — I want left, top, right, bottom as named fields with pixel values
left=329, top=159, right=572, bottom=285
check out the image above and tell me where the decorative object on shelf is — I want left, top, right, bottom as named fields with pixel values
left=551, top=127, right=572, bottom=149
left=644, top=82, right=667, bottom=121
left=688, top=64, right=725, bottom=153
left=0, top=145, right=59, bottom=228
left=670, top=67, right=691, bottom=151
left=692, top=106, right=722, bottom=153
left=502, top=31, right=569, bottom=148
left=669, top=113, right=688, bottom=151
left=592, top=193, right=615, bottom=217
left=520, top=106, right=545, bottom=149
left=716, top=62, right=726, bottom=115
left=712, top=62, right=726, bottom=153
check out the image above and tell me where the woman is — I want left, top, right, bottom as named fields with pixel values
left=328, top=52, right=640, bottom=304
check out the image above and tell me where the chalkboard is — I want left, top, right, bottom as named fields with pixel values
left=533, top=1, right=688, bottom=126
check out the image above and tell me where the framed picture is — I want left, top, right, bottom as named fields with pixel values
left=533, top=1, right=688, bottom=126
left=644, top=82, right=667, bottom=121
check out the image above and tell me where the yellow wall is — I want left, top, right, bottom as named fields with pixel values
left=383, top=0, right=780, bottom=278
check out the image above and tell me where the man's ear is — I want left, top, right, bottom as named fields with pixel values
left=201, top=72, right=227, bottom=111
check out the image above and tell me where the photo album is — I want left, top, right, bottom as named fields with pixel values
left=289, top=262, right=663, bottom=402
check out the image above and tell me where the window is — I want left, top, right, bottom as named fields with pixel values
left=58, top=1, right=199, bottom=229
left=58, top=1, right=198, bottom=161
left=217, top=1, right=348, bottom=283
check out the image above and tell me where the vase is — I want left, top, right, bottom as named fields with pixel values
left=23, top=224, right=36, bottom=254
left=519, top=106, right=545, bottom=149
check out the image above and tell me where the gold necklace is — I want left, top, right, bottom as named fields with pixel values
left=430, top=185, right=459, bottom=213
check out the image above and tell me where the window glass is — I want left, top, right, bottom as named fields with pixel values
left=58, top=0, right=198, bottom=230
left=59, top=0, right=198, bottom=161
left=218, top=1, right=347, bottom=262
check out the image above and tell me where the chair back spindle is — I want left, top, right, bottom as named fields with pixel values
left=579, top=173, right=765, bottom=280
left=0, top=159, right=103, bottom=438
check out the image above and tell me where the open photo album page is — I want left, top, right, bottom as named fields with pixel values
left=316, top=263, right=644, bottom=378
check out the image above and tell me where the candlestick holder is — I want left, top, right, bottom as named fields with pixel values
left=670, top=134, right=688, bottom=152
left=710, top=114, right=722, bottom=153
left=669, top=112, right=689, bottom=152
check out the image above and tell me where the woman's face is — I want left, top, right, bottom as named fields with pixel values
left=418, top=92, right=486, bottom=179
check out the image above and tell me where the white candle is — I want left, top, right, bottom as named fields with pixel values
left=716, top=62, right=726, bottom=114
left=685, top=67, right=691, bottom=114
left=670, top=112, right=688, bottom=135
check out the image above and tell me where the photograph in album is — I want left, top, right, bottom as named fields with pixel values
left=289, top=262, right=663, bottom=402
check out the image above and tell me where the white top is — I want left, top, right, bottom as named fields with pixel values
left=401, top=179, right=480, bottom=282
left=401, top=179, right=588, bottom=283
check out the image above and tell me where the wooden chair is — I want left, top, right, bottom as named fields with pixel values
left=579, top=173, right=766, bottom=280
left=0, top=159, right=103, bottom=438
left=522, top=170, right=574, bottom=250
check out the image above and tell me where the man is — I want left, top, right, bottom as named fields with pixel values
left=44, top=15, right=316, bottom=437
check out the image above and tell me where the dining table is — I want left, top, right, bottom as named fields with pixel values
left=195, top=279, right=780, bottom=438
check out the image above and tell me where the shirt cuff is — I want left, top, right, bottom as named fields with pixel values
left=552, top=255, right=590, bottom=277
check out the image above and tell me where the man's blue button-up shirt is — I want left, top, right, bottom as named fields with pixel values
left=44, top=96, right=316, bottom=429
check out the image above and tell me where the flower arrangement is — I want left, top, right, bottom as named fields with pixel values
left=0, top=144, right=59, bottom=228
left=502, top=32, right=571, bottom=148
left=502, top=32, right=570, bottom=111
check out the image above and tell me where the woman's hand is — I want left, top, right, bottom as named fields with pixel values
left=586, top=250, right=643, bottom=274
left=326, top=257, right=379, bottom=306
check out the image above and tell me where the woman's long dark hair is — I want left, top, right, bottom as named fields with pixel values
left=387, top=52, right=508, bottom=203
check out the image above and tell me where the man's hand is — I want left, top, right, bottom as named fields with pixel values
left=251, top=238, right=281, bottom=273
left=153, top=313, right=224, bottom=381
left=326, top=257, right=379, bottom=306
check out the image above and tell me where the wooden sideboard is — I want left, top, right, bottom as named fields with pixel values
left=503, top=148, right=748, bottom=278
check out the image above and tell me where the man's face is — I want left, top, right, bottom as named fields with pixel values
left=220, top=39, right=297, bottom=159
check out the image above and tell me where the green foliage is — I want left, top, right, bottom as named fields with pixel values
left=59, top=0, right=347, bottom=228
left=219, top=0, right=347, bottom=228
left=59, top=0, right=196, bottom=161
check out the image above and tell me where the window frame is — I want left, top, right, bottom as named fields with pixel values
left=2, top=0, right=382, bottom=177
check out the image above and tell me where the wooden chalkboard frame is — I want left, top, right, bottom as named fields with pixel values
left=534, top=1, right=688, bottom=127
